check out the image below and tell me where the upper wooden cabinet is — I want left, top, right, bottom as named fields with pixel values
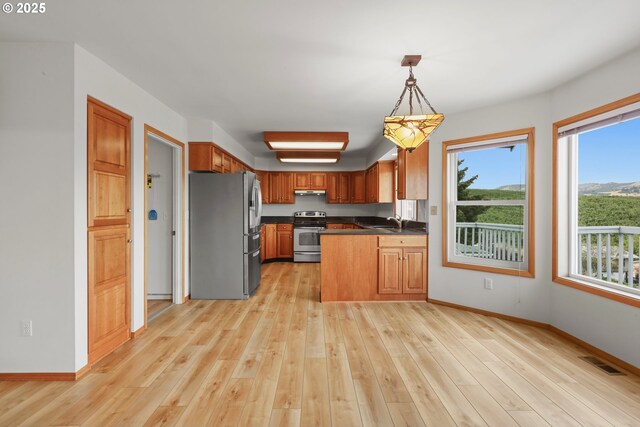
left=269, top=172, right=294, bottom=204
left=327, top=172, right=351, bottom=204
left=294, top=172, right=327, bottom=189
left=255, top=170, right=270, bottom=203
left=189, top=142, right=250, bottom=173
left=350, top=171, right=366, bottom=204
left=366, top=161, right=394, bottom=203
left=397, top=142, right=428, bottom=200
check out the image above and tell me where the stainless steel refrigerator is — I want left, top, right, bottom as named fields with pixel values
left=190, top=172, right=262, bottom=299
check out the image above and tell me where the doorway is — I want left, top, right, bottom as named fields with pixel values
left=144, top=126, right=185, bottom=324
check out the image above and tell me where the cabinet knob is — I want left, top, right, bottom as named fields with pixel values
left=400, top=240, right=405, bottom=243
left=127, top=208, right=132, bottom=213
left=127, top=239, right=132, bottom=243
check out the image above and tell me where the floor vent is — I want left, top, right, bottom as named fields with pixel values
left=579, top=356, right=626, bottom=375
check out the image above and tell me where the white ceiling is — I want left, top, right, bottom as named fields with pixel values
left=2, top=0, right=640, bottom=158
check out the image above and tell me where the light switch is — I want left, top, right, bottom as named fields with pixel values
left=430, top=205, right=438, bottom=215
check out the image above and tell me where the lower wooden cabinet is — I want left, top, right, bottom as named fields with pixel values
left=263, top=223, right=292, bottom=260
left=377, top=241, right=427, bottom=295
left=260, top=225, right=266, bottom=262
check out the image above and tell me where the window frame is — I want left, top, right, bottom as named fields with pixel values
left=442, top=127, right=536, bottom=278
left=553, top=93, right=640, bottom=307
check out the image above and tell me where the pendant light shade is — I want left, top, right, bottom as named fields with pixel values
left=383, top=114, right=444, bottom=151
left=383, top=55, right=444, bottom=152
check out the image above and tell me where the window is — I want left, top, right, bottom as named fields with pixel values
left=554, top=95, right=640, bottom=304
left=443, top=128, right=535, bottom=277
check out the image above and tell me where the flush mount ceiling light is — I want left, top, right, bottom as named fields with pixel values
left=264, top=132, right=349, bottom=151
left=383, top=55, right=444, bottom=152
left=277, top=151, right=340, bottom=164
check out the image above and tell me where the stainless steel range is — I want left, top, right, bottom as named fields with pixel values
left=293, top=211, right=326, bottom=262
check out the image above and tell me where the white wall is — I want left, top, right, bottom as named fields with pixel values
left=428, top=93, right=553, bottom=323
left=0, top=43, right=77, bottom=372
left=428, top=46, right=640, bottom=367
left=73, top=44, right=190, bottom=370
left=147, top=138, right=174, bottom=296
left=548, top=47, right=640, bottom=368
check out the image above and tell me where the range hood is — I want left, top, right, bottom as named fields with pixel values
left=294, top=190, right=326, bottom=196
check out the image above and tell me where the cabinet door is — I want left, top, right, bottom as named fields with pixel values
left=255, top=171, right=270, bottom=204
left=310, top=173, right=327, bottom=189
left=212, top=147, right=223, bottom=172
left=294, top=173, right=310, bottom=189
left=326, top=173, right=339, bottom=203
left=260, top=226, right=266, bottom=262
left=269, top=173, right=281, bottom=203
left=326, top=224, right=343, bottom=229
left=397, top=149, right=406, bottom=200
left=188, top=143, right=212, bottom=171
left=339, top=173, right=351, bottom=203
left=222, top=154, right=231, bottom=173
left=281, top=172, right=295, bottom=203
left=369, top=164, right=379, bottom=202
left=378, top=248, right=403, bottom=294
left=277, top=230, right=293, bottom=258
left=266, top=224, right=277, bottom=259
left=402, top=247, right=427, bottom=293
left=350, top=171, right=366, bottom=203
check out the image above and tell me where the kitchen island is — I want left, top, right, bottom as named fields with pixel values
left=320, top=227, right=428, bottom=302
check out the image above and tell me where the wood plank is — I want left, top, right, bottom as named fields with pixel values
left=300, top=358, right=331, bottom=427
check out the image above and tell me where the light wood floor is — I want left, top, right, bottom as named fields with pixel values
left=2, top=262, right=640, bottom=426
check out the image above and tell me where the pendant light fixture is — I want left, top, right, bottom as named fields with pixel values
left=383, top=55, right=444, bottom=152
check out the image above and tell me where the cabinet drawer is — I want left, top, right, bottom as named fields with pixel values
left=378, top=235, right=426, bottom=247
left=277, top=223, right=293, bottom=231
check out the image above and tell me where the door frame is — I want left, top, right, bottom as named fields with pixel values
left=144, top=124, right=186, bottom=326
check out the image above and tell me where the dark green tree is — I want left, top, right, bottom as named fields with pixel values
left=456, top=159, right=488, bottom=223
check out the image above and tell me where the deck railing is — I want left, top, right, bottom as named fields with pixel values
left=578, top=226, right=640, bottom=287
left=455, top=223, right=640, bottom=288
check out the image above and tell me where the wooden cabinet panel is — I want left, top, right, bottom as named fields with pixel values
left=326, top=173, right=339, bottom=203
left=255, top=170, right=270, bottom=203
left=269, top=172, right=294, bottom=203
left=294, top=173, right=310, bottom=189
left=338, top=173, right=351, bottom=203
left=351, top=171, right=366, bottom=204
left=265, top=224, right=277, bottom=259
left=397, top=142, right=428, bottom=200
left=188, top=143, right=213, bottom=171
left=260, top=225, right=266, bottom=262
left=211, top=147, right=223, bottom=172
left=365, top=161, right=394, bottom=203
left=276, top=230, right=293, bottom=258
left=222, top=154, right=231, bottom=173
left=378, top=248, right=403, bottom=294
left=378, top=235, right=427, bottom=247
left=310, top=173, right=327, bottom=189
left=403, top=247, right=427, bottom=293
left=327, top=224, right=343, bottom=229
left=276, top=223, right=293, bottom=231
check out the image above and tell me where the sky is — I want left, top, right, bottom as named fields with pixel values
left=459, top=117, right=640, bottom=189
left=577, top=117, right=640, bottom=184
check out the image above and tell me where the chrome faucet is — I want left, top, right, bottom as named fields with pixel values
left=386, top=214, right=403, bottom=229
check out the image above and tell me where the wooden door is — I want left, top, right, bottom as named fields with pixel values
left=276, top=230, right=293, bottom=258
left=280, top=173, right=294, bottom=203
left=87, top=98, right=131, bottom=364
left=351, top=171, right=366, bottom=203
left=378, top=248, right=402, bottom=294
left=265, top=224, right=277, bottom=259
left=402, top=247, right=427, bottom=293
left=338, top=173, right=351, bottom=203
left=310, top=173, right=327, bottom=189
left=326, top=173, right=339, bottom=203
left=294, top=173, right=310, bottom=189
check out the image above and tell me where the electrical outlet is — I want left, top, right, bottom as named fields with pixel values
left=21, top=320, right=33, bottom=337
left=430, top=205, right=438, bottom=215
left=484, top=278, right=493, bottom=290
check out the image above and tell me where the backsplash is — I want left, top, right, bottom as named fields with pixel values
left=262, top=196, right=392, bottom=217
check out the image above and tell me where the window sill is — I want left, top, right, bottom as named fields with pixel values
left=553, top=275, right=640, bottom=308
left=443, top=260, right=534, bottom=278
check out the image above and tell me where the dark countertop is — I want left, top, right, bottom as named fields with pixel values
left=320, top=227, right=428, bottom=235
left=261, top=215, right=428, bottom=234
